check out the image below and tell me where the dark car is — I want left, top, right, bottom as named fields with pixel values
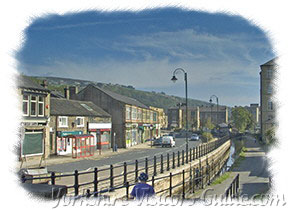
left=153, top=137, right=162, bottom=146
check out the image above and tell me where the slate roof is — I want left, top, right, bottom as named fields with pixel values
left=50, top=90, right=65, bottom=98
left=261, top=58, right=277, bottom=66
left=17, top=75, right=50, bottom=92
left=85, top=84, right=149, bottom=109
left=50, top=98, right=111, bottom=117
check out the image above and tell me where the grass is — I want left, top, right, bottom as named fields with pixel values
left=231, top=146, right=246, bottom=170
left=211, top=172, right=231, bottom=186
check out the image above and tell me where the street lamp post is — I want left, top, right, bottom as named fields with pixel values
left=209, top=95, right=219, bottom=126
left=171, top=68, right=188, bottom=151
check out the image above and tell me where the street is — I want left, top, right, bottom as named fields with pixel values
left=47, top=137, right=201, bottom=173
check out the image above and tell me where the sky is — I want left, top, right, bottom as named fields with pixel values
left=16, top=8, right=275, bottom=107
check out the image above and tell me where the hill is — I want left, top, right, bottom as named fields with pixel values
left=31, top=76, right=211, bottom=111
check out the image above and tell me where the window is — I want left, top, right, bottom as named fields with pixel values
left=22, top=95, right=29, bottom=116
left=267, top=69, right=273, bottom=79
left=153, top=112, right=157, bottom=122
left=22, top=131, right=43, bottom=156
left=38, top=96, right=44, bottom=116
left=132, top=107, right=137, bottom=120
left=30, top=95, right=37, bottom=116
left=126, top=107, right=131, bottom=120
left=23, top=94, right=46, bottom=117
left=76, top=117, right=84, bottom=127
left=268, top=100, right=273, bottom=111
left=267, top=84, right=273, bottom=94
left=137, top=109, right=142, bottom=121
left=59, top=116, right=68, bottom=127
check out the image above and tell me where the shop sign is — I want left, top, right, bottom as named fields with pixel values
left=58, top=131, right=83, bottom=137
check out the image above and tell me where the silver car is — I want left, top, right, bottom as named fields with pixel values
left=190, top=134, right=199, bottom=141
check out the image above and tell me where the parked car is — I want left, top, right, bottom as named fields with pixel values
left=190, top=133, right=200, bottom=141
left=162, top=136, right=176, bottom=147
left=153, top=137, right=163, bottom=146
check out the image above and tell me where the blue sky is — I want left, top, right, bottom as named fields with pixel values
left=16, top=8, right=275, bottom=106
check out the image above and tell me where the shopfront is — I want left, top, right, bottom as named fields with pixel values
left=22, top=129, right=44, bottom=157
left=88, top=123, right=112, bottom=152
left=57, top=131, right=83, bottom=156
left=69, top=134, right=95, bottom=159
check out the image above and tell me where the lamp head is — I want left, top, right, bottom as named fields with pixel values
left=171, top=75, right=178, bottom=83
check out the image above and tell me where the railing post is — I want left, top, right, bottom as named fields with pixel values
left=94, top=167, right=98, bottom=197
left=123, top=162, right=127, bottom=184
left=182, top=170, right=185, bottom=199
left=193, top=148, right=195, bottom=160
left=135, top=160, right=138, bottom=182
left=172, top=152, right=175, bottom=169
left=21, top=175, right=26, bottom=183
left=189, top=165, right=192, bottom=189
left=51, top=172, right=55, bottom=185
left=196, top=147, right=198, bottom=159
left=192, top=168, right=195, bottom=193
left=177, top=151, right=180, bottom=167
left=152, top=176, right=155, bottom=189
left=160, top=154, right=164, bottom=174
left=110, top=164, right=114, bottom=190
left=167, top=153, right=170, bottom=171
left=201, top=166, right=204, bottom=189
left=74, top=170, right=79, bottom=196
left=126, top=182, right=129, bottom=200
left=189, top=148, right=192, bottom=162
left=145, top=158, right=148, bottom=175
left=186, top=145, right=188, bottom=163
left=169, top=172, right=172, bottom=197
left=153, top=156, right=157, bottom=176
left=182, top=150, right=184, bottom=165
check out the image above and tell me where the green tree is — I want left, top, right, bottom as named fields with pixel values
left=202, top=132, right=213, bottom=142
left=204, top=118, right=215, bottom=130
left=265, top=127, right=276, bottom=145
left=231, top=107, right=254, bottom=133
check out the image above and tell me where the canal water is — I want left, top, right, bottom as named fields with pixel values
left=219, top=140, right=236, bottom=175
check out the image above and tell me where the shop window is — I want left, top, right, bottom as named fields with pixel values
left=22, top=94, right=29, bottom=116
left=22, top=131, right=43, bottom=156
left=76, top=117, right=85, bottom=127
left=59, top=116, right=68, bottom=127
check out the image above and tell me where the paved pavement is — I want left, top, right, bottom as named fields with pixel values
left=187, top=135, right=270, bottom=199
left=19, top=138, right=201, bottom=173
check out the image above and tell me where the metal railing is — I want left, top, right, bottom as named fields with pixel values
left=225, top=174, right=240, bottom=199
left=21, top=135, right=232, bottom=197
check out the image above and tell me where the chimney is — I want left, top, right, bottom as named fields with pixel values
left=69, top=86, right=78, bottom=100
left=41, top=80, right=48, bottom=88
left=64, top=87, right=70, bottom=99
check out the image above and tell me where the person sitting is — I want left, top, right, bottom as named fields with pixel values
left=130, top=172, right=155, bottom=200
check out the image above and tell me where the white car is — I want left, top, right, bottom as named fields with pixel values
left=161, top=136, right=176, bottom=147
left=190, top=134, right=200, bottom=141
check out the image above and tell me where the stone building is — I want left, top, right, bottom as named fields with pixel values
left=168, top=105, right=229, bottom=130
left=149, top=106, right=168, bottom=130
left=17, top=75, right=51, bottom=163
left=260, top=58, right=276, bottom=143
left=73, top=84, right=160, bottom=148
left=49, top=98, right=111, bottom=157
